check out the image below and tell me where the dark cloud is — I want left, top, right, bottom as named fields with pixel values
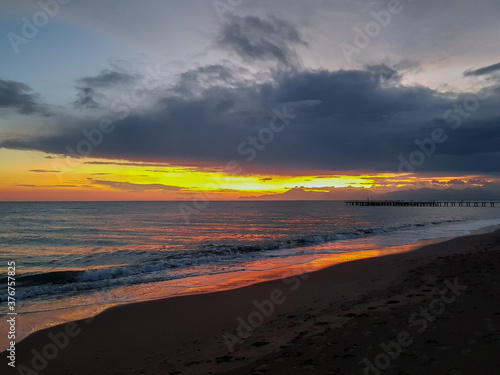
left=73, top=87, right=101, bottom=109
left=2, top=64, right=500, bottom=174
left=0, top=79, right=47, bottom=115
left=77, top=70, right=136, bottom=89
left=29, top=169, right=61, bottom=173
left=16, top=184, right=77, bottom=188
left=84, top=161, right=172, bottom=167
left=73, top=70, right=136, bottom=109
left=467, top=178, right=488, bottom=185
left=447, top=179, right=466, bottom=185
left=217, top=15, right=307, bottom=66
left=89, top=179, right=181, bottom=192
left=464, top=62, right=500, bottom=76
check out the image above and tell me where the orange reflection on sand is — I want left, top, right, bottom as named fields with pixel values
left=307, top=242, right=428, bottom=269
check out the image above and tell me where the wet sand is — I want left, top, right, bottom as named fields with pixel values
left=3, top=229, right=500, bottom=374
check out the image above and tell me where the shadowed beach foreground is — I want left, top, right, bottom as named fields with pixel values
left=4, top=230, right=500, bottom=375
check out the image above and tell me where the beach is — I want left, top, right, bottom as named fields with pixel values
left=3, top=228, right=500, bottom=374
left=2, top=0, right=500, bottom=374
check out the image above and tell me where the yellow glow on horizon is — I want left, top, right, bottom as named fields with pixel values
left=1, top=149, right=497, bottom=201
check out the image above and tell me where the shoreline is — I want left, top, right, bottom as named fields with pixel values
left=1, top=227, right=485, bottom=351
left=3, top=228, right=500, bottom=374
left=7, top=222, right=500, bottom=345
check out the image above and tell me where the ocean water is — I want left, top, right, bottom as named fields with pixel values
left=1, top=201, right=499, bottom=346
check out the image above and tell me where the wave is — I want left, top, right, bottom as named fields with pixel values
left=1, top=218, right=471, bottom=303
left=199, top=219, right=464, bottom=255
left=15, top=262, right=181, bottom=289
left=16, top=270, right=85, bottom=286
left=1, top=264, right=246, bottom=303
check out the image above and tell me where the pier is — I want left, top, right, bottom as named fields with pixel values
left=345, top=200, right=497, bottom=207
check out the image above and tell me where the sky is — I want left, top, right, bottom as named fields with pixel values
left=1, top=0, right=500, bottom=201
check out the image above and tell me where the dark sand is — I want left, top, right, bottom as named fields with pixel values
left=4, top=230, right=500, bottom=375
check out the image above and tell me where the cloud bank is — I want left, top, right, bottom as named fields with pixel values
left=1, top=14, right=500, bottom=176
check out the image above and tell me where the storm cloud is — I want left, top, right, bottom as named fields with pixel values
left=2, top=62, right=500, bottom=174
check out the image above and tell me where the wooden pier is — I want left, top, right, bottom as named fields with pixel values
left=345, top=200, right=497, bottom=207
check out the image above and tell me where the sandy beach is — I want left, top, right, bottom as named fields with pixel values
left=4, top=229, right=500, bottom=375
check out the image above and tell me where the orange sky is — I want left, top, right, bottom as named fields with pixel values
left=0, top=149, right=495, bottom=201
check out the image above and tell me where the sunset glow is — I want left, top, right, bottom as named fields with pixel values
left=2, top=149, right=498, bottom=201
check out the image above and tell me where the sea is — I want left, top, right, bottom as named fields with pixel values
left=1, top=200, right=499, bottom=349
